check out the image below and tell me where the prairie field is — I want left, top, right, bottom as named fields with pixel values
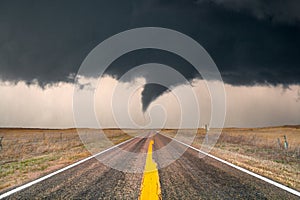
left=0, top=126, right=299, bottom=193
left=0, top=128, right=133, bottom=192
left=162, top=126, right=300, bottom=190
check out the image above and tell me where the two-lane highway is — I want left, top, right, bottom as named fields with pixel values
left=1, top=133, right=299, bottom=199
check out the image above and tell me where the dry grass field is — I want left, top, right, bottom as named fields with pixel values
left=161, top=126, right=300, bottom=191
left=0, top=126, right=299, bottom=193
left=0, top=128, right=133, bottom=192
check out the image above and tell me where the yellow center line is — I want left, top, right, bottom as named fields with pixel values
left=139, top=139, right=162, bottom=200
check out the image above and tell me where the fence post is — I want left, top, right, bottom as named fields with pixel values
left=205, top=124, right=209, bottom=144
left=0, top=136, right=3, bottom=151
left=283, top=135, right=288, bottom=150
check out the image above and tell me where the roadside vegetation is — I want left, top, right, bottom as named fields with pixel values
left=0, top=128, right=132, bottom=192
left=162, top=126, right=300, bottom=191
left=1, top=126, right=299, bottom=193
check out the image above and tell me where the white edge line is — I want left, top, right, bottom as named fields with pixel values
left=0, top=137, right=136, bottom=199
left=161, top=133, right=300, bottom=197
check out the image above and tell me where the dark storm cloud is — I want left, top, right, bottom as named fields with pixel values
left=105, top=49, right=198, bottom=111
left=197, top=0, right=300, bottom=24
left=142, top=84, right=170, bottom=112
left=0, top=0, right=134, bottom=86
left=0, top=0, right=300, bottom=111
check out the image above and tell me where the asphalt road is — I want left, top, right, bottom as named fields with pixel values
left=2, top=133, right=299, bottom=199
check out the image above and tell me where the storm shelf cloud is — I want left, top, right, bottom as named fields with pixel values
left=0, top=0, right=300, bottom=122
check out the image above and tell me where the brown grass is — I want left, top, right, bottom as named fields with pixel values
left=161, top=126, right=300, bottom=191
left=0, top=128, right=133, bottom=193
left=1, top=127, right=299, bottom=193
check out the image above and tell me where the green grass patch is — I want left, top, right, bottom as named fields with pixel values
left=0, top=154, right=60, bottom=178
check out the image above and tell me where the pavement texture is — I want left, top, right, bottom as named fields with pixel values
left=2, top=133, right=299, bottom=199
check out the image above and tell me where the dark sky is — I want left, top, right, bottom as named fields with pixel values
left=0, top=0, right=300, bottom=110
